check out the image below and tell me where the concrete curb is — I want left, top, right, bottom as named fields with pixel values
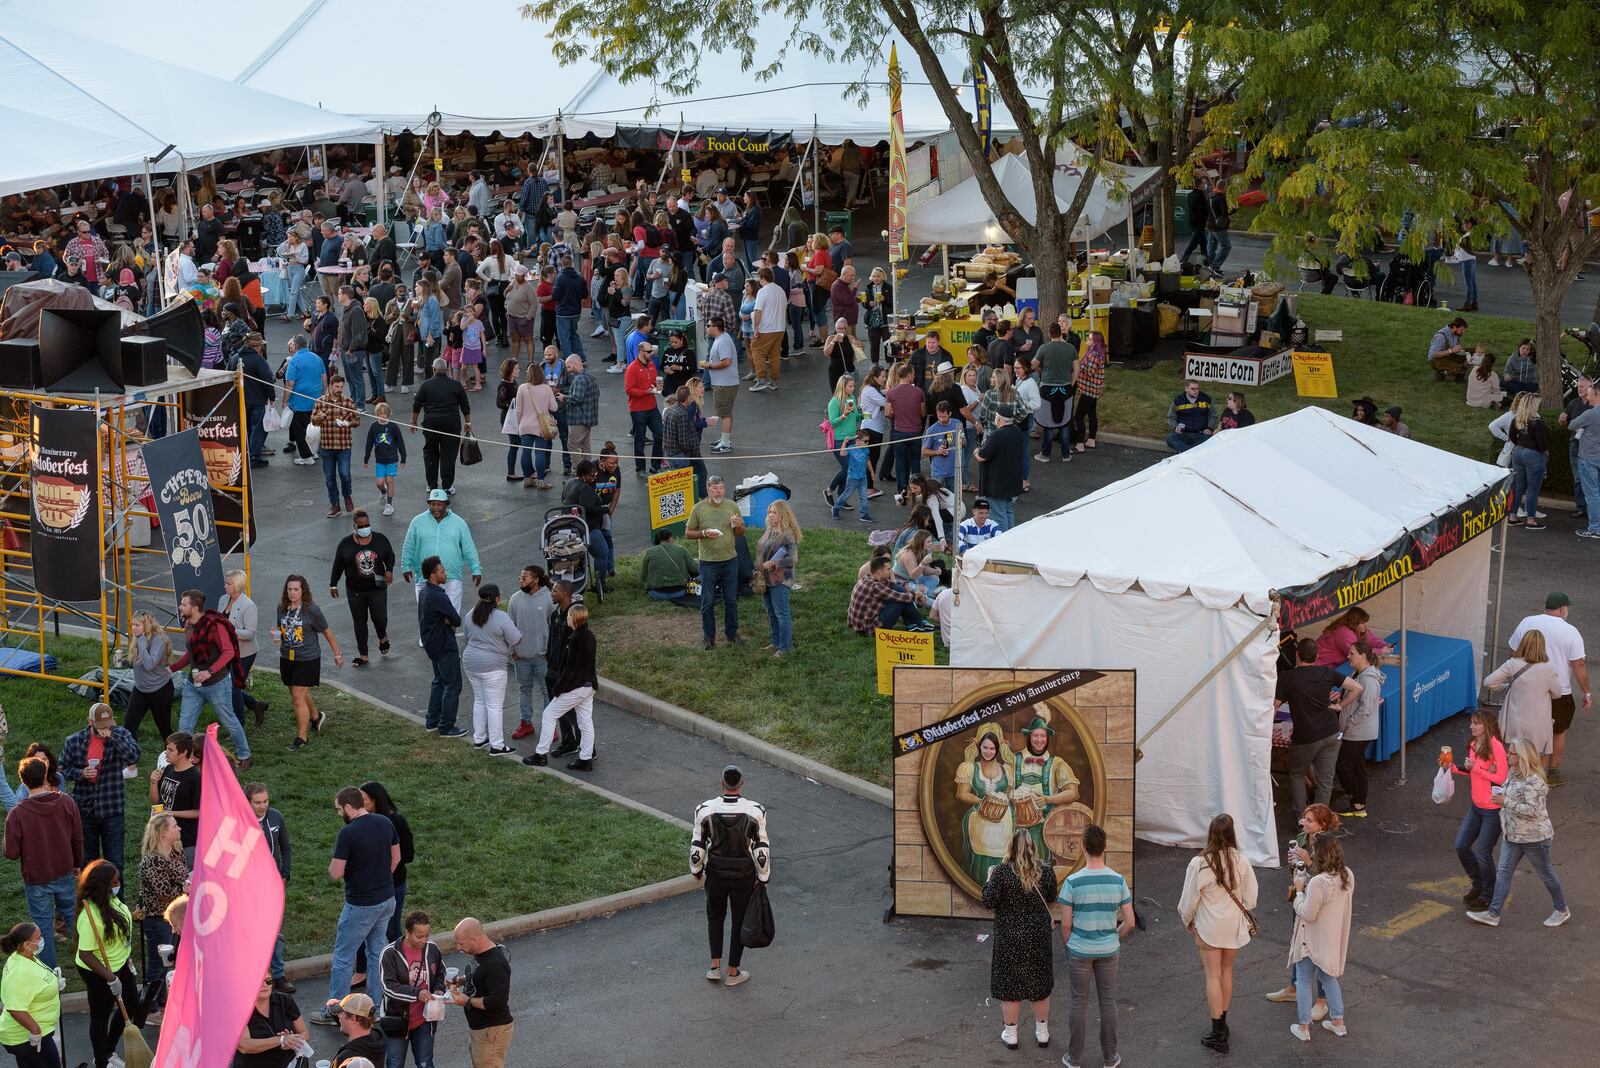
left=61, top=874, right=699, bottom=1013
left=321, top=678, right=691, bottom=829
left=597, top=678, right=893, bottom=809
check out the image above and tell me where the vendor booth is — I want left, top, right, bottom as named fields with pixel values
left=952, top=408, right=1509, bottom=865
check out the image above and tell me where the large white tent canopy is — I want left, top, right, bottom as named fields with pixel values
left=953, top=408, right=1508, bottom=864
left=0, top=0, right=599, bottom=137
left=0, top=9, right=380, bottom=197
left=905, top=147, right=1162, bottom=244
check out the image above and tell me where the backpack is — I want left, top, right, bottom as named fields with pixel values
left=192, top=608, right=244, bottom=688
left=706, top=812, right=757, bottom=876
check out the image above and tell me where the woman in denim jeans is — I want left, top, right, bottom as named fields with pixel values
left=755, top=501, right=800, bottom=657
left=1466, top=737, right=1570, bottom=928
left=1448, top=710, right=1508, bottom=911
left=1287, top=836, right=1354, bottom=1043
left=276, top=232, right=311, bottom=321
left=1506, top=394, right=1551, bottom=528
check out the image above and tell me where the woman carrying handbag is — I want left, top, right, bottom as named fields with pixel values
left=1178, top=814, right=1259, bottom=1053
left=980, top=829, right=1057, bottom=1051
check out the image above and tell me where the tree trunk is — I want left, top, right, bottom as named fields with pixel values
left=1030, top=238, right=1073, bottom=326
left=1532, top=288, right=1567, bottom=408
left=1154, top=174, right=1177, bottom=258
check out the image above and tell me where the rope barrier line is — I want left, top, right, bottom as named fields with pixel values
left=233, top=368, right=890, bottom=462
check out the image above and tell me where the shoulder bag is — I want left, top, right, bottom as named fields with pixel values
left=458, top=431, right=484, bottom=467
left=1220, top=866, right=1260, bottom=937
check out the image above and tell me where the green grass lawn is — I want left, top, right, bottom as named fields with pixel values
left=592, top=527, right=943, bottom=786
left=0, top=637, right=684, bottom=986
left=1098, top=293, right=1585, bottom=466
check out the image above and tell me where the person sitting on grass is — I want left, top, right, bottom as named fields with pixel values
left=1166, top=379, right=1216, bottom=453
left=642, top=529, right=699, bottom=606
left=1466, top=353, right=1506, bottom=409
left=846, top=553, right=931, bottom=635
left=1429, top=317, right=1469, bottom=382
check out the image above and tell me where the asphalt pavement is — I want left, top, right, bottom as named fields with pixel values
left=50, top=222, right=1599, bottom=1068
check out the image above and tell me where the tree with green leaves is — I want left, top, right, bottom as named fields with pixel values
left=1209, top=0, right=1600, bottom=405
left=529, top=0, right=1200, bottom=320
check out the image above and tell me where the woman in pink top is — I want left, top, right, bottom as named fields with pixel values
left=1448, top=710, right=1508, bottom=911
left=1313, top=607, right=1396, bottom=667
left=513, top=367, right=559, bottom=490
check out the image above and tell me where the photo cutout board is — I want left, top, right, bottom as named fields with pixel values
left=893, top=668, right=1135, bottom=919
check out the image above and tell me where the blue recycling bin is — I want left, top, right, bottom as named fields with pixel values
left=736, top=483, right=791, bottom=529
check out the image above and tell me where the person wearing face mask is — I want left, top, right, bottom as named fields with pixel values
left=329, top=511, right=396, bottom=667
left=75, top=859, right=145, bottom=1068
left=0, top=921, right=64, bottom=1068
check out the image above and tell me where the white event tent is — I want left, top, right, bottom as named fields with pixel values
left=0, top=0, right=599, bottom=137
left=905, top=146, right=1162, bottom=245
left=0, top=10, right=380, bottom=196
left=953, top=408, right=1509, bottom=865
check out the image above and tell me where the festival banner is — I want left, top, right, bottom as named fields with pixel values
left=887, top=44, right=909, bottom=264
left=142, top=429, right=226, bottom=609
left=28, top=406, right=101, bottom=602
left=1278, top=479, right=1510, bottom=631
left=895, top=668, right=1106, bottom=758
left=154, top=725, right=287, bottom=1068
left=182, top=379, right=256, bottom=552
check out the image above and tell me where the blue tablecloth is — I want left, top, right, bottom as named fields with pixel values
left=1358, top=630, right=1477, bottom=762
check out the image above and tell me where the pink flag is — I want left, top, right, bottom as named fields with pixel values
left=155, top=725, right=286, bottom=1068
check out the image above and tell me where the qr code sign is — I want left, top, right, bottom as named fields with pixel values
left=657, top=491, right=685, bottom=521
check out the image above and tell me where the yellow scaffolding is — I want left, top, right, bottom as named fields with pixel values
left=0, top=367, right=253, bottom=698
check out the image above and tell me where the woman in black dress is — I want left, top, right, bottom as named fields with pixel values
left=981, top=829, right=1058, bottom=1050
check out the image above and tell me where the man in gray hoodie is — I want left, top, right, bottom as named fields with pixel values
left=508, top=565, right=553, bottom=741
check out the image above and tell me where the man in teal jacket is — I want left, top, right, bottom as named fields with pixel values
left=400, top=489, right=482, bottom=614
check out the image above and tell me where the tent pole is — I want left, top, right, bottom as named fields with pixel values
left=142, top=158, right=166, bottom=307
left=1397, top=581, right=1410, bottom=785
left=656, top=120, right=684, bottom=197
left=1135, top=611, right=1277, bottom=760
left=176, top=156, right=193, bottom=248
left=375, top=137, right=387, bottom=229
left=556, top=111, right=566, bottom=205
left=1486, top=514, right=1509, bottom=699
left=812, top=118, right=820, bottom=233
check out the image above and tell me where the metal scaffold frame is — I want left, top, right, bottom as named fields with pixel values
left=0, top=367, right=254, bottom=699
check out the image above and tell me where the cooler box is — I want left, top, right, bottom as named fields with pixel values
left=824, top=210, right=853, bottom=241
left=734, top=482, right=792, bottom=528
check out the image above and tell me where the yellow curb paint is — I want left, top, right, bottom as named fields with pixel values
left=1407, top=876, right=1472, bottom=896
left=1364, top=899, right=1454, bottom=940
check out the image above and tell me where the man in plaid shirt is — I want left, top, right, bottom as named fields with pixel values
left=847, top=555, right=932, bottom=634
left=63, top=220, right=109, bottom=285
left=697, top=274, right=737, bottom=351
left=312, top=374, right=362, bottom=517
left=60, top=702, right=141, bottom=881
left=563, top=354, right=599, bottom=465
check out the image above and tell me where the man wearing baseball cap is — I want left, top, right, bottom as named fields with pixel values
left=331, top=993, right=386, bottom=1067
left=60, top=703, right=141, bottom=882
left=1508, top=592, right=1590, bottom=785
left=690, top=765, right=771, bottom=987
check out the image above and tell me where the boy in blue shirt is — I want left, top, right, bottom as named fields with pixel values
left=957, top=499, right=1003, bottom=554
left=1058, top=823, right=1134, bottom=1068
left=831, top=430, right=874, bottom=522
left=362, top=401, right=408, bottom=517
left=921, top=401, right=960, bottom=492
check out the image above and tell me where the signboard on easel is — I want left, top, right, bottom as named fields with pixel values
left=1293, top=351, right=1338, bottom=397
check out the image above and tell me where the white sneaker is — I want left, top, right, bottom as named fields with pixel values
left=1311, top=1001, right=1329, bottom=1022
left=723, top=969, right=749, bottom=987
left=590, top=326, right=606, bottom=338
left=606, top=364, right=624, bottom=374
left=382, top=502, right=394, bottom=516
left=1035, top=1020, right=1050, bottom=1047
left=748, top=380, right=768, bottom=392
left=1289, top=1023, right=1310, bottom=1042
left=108, top=1056, right=126, bottom=1068
left=1466, top=909, right=1500, bottom=927
left=1487, top=258, right=1501, bottom=267
left=1321, top=1019, right=1347, bottom=1037
left=1544, top=908, right=1572, bottom=927
left=999, top=1024, right=1018, bottom=1050
left=294, top=457, right=316, bottom=465
left=742, top=371, right=757, bottom=381
left=400, top=385, right=410, bottom=394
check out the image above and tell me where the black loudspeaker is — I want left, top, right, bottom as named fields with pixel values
left=0, top=269, right=41, bottom=301
left=137, top=300, right=204, bottom=374
left=120, top=335, right=169, bottom=386
left=0, top=337, right=43, bottom=388
left=39, top=307, right=122, bottom=393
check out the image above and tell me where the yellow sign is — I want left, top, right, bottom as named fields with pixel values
left=877, top=628, right=935, bottom=694
left=680, top=168, right=692, bottom=185
left=433, top=157, right=443, bottom=172
left=929, top=317, right=985, bottom=361
left=1292, top=350, right=1338, bottom=398
left=705, top=135, right=769, bottom=153
left=646, top=465, right=696, bottom=532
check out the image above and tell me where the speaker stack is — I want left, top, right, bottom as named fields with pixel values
left=0, top=337, right=43, bottom=389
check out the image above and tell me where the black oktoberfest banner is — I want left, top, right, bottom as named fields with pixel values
left=182, top=380, right=255, bottom=552
left=894, top=669, right=1106, bottom=759
left=28, top=405, right=101, bottom=602
left=142, top=429, right=225, bottom=610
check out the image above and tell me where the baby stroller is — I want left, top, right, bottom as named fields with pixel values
left=1379, top=252, right=1435, bottom=307
left=542, top=506, right=602, bottom=604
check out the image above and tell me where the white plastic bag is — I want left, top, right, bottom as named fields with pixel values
left=263, top=406, right=283, bottom=432
left=1431, top=766, right=1455, bottom=804
left=423, top=995, right=447, bottom=1022
left=305, top=421, right=321, bottom=453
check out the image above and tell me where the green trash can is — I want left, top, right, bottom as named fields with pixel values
left=657, top=318, right=696, bottom=352
left=1173, top=190, right=1192, bottom=237
left=824, top=210, right=853, bottom=240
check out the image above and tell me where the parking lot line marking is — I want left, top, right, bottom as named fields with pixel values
left=1364, top=899, right=1454, bottom=940
left=1407, top=876, right=1471, bottom=896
